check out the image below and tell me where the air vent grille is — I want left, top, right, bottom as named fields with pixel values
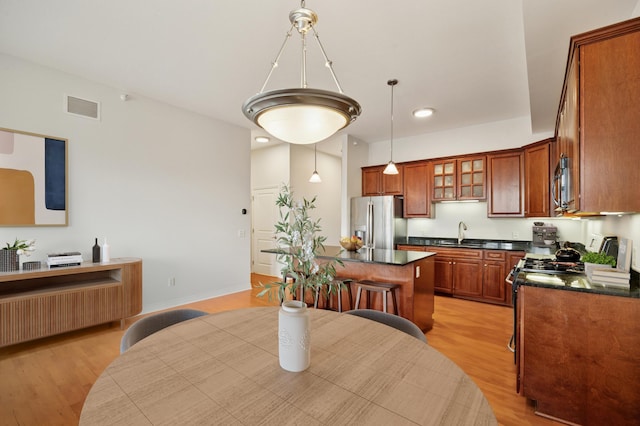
left=65, top=95, right=100, bottom=120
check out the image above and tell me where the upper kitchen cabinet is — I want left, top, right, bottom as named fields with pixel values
left=432, top=159, right=456, bottom=200
left=403, top=161, right=433, bottom=217
left=524, top=140, right=552, bottom=217
left=487, top=150, right=524, bottom=217
left=362, top=165, right=404, bottom=196
left=458, top=156, right=486, bottom=200
left=555, top=17, right=640, bottom=213
left=432, top=156, right=486, bottom=201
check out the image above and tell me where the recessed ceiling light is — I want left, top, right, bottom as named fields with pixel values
left=255, top=136, right=270, bottom=143
left=413, top=107, right=435, bottom=118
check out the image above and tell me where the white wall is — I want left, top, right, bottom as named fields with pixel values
left=250, top=143, right=289, bottom=189
left=0, top=53, right=252, bottom=313
left=368, top=116, right=552, bottom=164
left=250, top=143, right=342, bottom=246
left=290, top=144, right=342, bottom=245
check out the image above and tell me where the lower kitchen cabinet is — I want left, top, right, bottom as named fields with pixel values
left=482, top=250, right=506, bottom=303
left=398, top=245, right=521, bottom=306
left=427, top=247, right=485, bottom=302
left=451, top=256, right=483, bottom=298
left=518, top=285, right=640, bottom=425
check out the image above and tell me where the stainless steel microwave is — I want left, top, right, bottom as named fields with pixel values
left=552, top=154, right=573, bottom=211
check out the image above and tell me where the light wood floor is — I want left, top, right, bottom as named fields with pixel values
left=0, top=274, right=561, bottom=426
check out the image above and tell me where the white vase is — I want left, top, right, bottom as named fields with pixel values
left=278, top=300, right=310, bottom=372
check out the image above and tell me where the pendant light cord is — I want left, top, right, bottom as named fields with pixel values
left=388, top=79, right=398, bottom=161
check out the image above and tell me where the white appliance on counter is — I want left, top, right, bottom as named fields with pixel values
left=350, top=196, right=407, bottom=250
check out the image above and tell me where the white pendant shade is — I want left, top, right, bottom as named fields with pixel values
left=258, top=104, right=348, bottom=145
left=383, top=161, right=399, bottom=175
left=309, top=171, right=322, bottom=182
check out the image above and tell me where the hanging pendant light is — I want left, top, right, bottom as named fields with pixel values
left=242, top=1, right=361, bottom=145
left=383, top=79, right=399, bottom=175
left=309, top=144, right=322, bottom=183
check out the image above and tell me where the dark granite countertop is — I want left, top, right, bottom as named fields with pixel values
left=516, top=270, right=640, bottom=299
left=405, top=236, right=536, bottom=252
left=262, top=246, right=435, bottom=266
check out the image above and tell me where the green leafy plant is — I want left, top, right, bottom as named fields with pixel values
left=3, top=238, right=36, bottom=256
left=257, top=184, right=343, bottom=303
left=581, top=251, right=616, bottom=266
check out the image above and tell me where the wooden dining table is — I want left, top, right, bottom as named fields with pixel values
left=80, top=307, right=497, bottom=425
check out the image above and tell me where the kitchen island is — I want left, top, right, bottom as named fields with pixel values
left=264, top=246, right=436, bottom=331
left=515, top=270, right=639, bottom=424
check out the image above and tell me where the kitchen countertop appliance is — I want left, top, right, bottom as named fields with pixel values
left=532, top=224, right=557, bottom=246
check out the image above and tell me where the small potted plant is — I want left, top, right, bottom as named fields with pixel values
left=581, top=251, right=616, bottom=279
left=256, top=184, right=343, bottom=303
left=1, top=238, right=36, bottom=272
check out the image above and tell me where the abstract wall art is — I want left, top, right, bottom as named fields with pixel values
left=0, top=128, right=68, bottom=226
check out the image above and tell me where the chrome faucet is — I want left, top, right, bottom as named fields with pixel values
left=458, top=221, right=467, bottom=244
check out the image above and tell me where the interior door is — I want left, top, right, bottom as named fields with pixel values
left=251, top=187, right=280, bottom=277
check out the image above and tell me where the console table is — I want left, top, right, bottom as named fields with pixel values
left=0, top=258, right=142, bottom=347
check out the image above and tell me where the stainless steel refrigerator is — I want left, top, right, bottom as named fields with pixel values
left=350, top=196, right=407, bottom=250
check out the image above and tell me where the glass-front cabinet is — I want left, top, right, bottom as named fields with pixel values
left=432, top=160, right=456, bottom=200
left=432, top=156, right=485, bottom=201
left=458, top=157, right=485, bottom=199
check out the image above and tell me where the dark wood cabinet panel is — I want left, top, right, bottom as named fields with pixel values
left=482, top=261, right=506, bottom=302
left=362, top=167, right=382, bottom=195
left=403, top=162, right=432, bottom=217
left=555, top=18, right=640, bottom=213
left=433, top=256, right=454, bottom=294
left=362, top=165, right=403, bottom=196
left=487, top=151, right=524, bottom=217
left=452, top=257, right=483, bottom=298
left=524, top=141, right=551, bottom=217
left=519, top=285, right=640, bottom=425
left=579, top=29, right=640, bottom=212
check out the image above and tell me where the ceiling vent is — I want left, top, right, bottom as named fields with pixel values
left=65, top=94, right=100, bottom=120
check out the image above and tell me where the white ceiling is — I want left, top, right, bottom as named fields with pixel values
left=0, top=0, right=638, bottom=151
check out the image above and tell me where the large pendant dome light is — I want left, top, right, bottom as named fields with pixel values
left=383, top=79, right=399, bottom=175
left=242, top=1, right=361, bottom=145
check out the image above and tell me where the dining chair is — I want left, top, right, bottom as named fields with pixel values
left=345, top=309, right=427, bottom=343
left=120, top=308, right=208, bottom=353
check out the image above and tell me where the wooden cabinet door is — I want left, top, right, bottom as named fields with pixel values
left=432, top=160, right=456, bottom=201
left=580, top=30, right=640, bottom=212
left=433, top=255, right=453, bottom=294
left=482, top=263, right=506, bottom=303
left=362, top=165, right=404, bottom=196
left=482, top=250, right=507, bottom=304
left=362, top=167, right=382, bottom=195
left=458, top=156, right=486, bottom=200
left=525, top=141, right=551, bottom=217
left=382, top=165, right=404, bottom=195
left=452, top=258, right=483, bottom=298
left=487, top=151, right=524, bottom=217
left=403, top=162, right=431, bottom=217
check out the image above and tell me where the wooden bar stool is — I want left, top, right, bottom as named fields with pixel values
left=314, top=278, right=354, bottom=312
left=353, top=280, right=400, bottom=314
